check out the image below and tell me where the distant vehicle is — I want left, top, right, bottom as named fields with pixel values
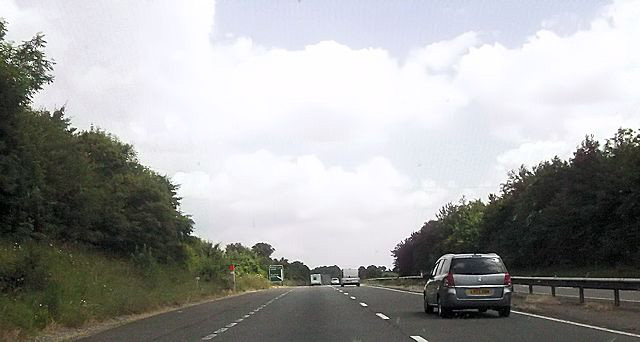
left=423, top=253, right=512, bottom=318
left=331, top=277, right=340, bottom=285
left=310, top=273, right=322, bottom=286
left=341, top=268, right=360, bottom=287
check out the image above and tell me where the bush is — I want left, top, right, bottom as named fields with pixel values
left=236, top=274, right=270, bottom=292
left=0, top=242, right=50, bottom=293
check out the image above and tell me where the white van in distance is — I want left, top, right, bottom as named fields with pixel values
left=341, top=268, right=360, bottom=287
left=310, top=273, right=322, bottom=286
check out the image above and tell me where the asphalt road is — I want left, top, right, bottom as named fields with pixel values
left=79, top=285, right=640, bottom=342
left=513, top=284, right=640, bottom=302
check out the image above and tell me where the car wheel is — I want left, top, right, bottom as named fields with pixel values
left=437, top=296, right=451, bottom=318
left=498, top=307, right=511, bottom=317
left=423, top=293, right=434, bottom=314
left=356, top=283, right=360, bottom=287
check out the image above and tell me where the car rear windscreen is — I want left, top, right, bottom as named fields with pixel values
left=450, top=257, right=506, bottom=275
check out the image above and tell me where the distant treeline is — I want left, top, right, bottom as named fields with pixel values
left=309, top=265, right=395, bottom=279
left=393, top=129, right=640, bottom=276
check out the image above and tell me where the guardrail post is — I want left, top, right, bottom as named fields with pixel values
left=614, top=289, right=620, bottom=307
left=528, top=285, right=533, bottom=294
left=579, top=287, right=584, bottom=304
left=551, top=286, right=555, bottom=297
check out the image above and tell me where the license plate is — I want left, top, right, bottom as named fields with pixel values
left=466, top=289, right=493, bottom=296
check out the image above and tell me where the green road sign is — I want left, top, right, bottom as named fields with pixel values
left=269, top=265, right=284, bottom=283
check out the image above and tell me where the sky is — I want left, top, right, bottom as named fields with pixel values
left=1, top=0, right=639, bottom=269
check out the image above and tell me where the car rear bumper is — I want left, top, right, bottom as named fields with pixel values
left=441, top=287, right=512, bottom=309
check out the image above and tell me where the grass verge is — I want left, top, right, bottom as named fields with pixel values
left=0, top=241, right=270, bottom=341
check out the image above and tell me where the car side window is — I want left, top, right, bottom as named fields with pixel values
left=439, top=258, right=449, bottom=275
left=430, top=261, right=441, bottom=277
left=436, top=259, right=446, bottom=275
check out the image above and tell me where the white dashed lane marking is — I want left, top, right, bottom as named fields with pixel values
left=359, top=302, right=368, bottom=307
left=367, top=285, right=640, bottom=340
left=411, top=336, right=429, bottom=342
left=376, top=313, right=390, bottom=320
left=350, top=296, right=356, bottom=300
left=200, top=290, right=292, bottom=340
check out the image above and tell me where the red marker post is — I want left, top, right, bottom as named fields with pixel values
left=229, top=264, right=236, bottom=292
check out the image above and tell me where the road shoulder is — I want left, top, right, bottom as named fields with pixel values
left=28, top=288, right=271, bottom=342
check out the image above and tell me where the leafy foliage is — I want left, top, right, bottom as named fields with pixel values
left=393, top=130, right=640, bottom=276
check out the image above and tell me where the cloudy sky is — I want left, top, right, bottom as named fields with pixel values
left=2, top=0, right=639, bottom=268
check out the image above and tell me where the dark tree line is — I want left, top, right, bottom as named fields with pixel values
left=393, top=130, right=640, bottom=276
left=306, top=265, right=391, bottom=279
left=311, top=265, right=341, bottom=278
left=358, top=265, right=389, bottom=279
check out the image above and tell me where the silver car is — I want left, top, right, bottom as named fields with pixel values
left=423, top=253, right=512, bottom=318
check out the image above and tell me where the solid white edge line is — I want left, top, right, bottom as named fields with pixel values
left=376, top=313, right=390, bottom=320
left=366, top=285, right=640, bottom=339
left=511, top=310, right=640, bottom=339
left=365, top=284, right=423, bottom=295
left=410, top=336, right=429, bottom=342
left=225, top=322, right=237, bottom=328
left=360, top=302, right=368, bottom=307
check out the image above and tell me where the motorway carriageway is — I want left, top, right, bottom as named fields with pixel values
left=78, top=285, right=640, bottom=342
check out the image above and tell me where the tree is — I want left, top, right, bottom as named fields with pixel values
left=252, top=242, right=275, bottom=259
left=286, top=261, right=310, bottom=281
left=0, top=20, right=54, bottom=236
left=225, top=243, right=264, bottom=275
left=358, top=266, right=366, bottom=278
left=364, top=265, right=383, bottom=279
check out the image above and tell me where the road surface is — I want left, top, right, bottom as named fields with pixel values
left=79, top=285, right=640, bottom=342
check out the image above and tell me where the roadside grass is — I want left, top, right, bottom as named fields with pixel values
left=283, top=280, right=308, bottom=287
left=0, top=240, right=268, bottom=341
left=236, top=274, right=271, bottom=292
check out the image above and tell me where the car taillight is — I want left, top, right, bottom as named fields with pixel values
left=444, top=272, right=455, bottom=287
left=504, top=272, right=512, bottom=286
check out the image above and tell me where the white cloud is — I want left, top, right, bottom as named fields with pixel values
left=407, top=31, right=479, bottom=73
left=3, top=0, right=640, bottom=267
left=455, top=1, right=640, bottom=143
left=496, top=140, right=572, bottom=173
left=173, top=151, right=451, bottom=267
